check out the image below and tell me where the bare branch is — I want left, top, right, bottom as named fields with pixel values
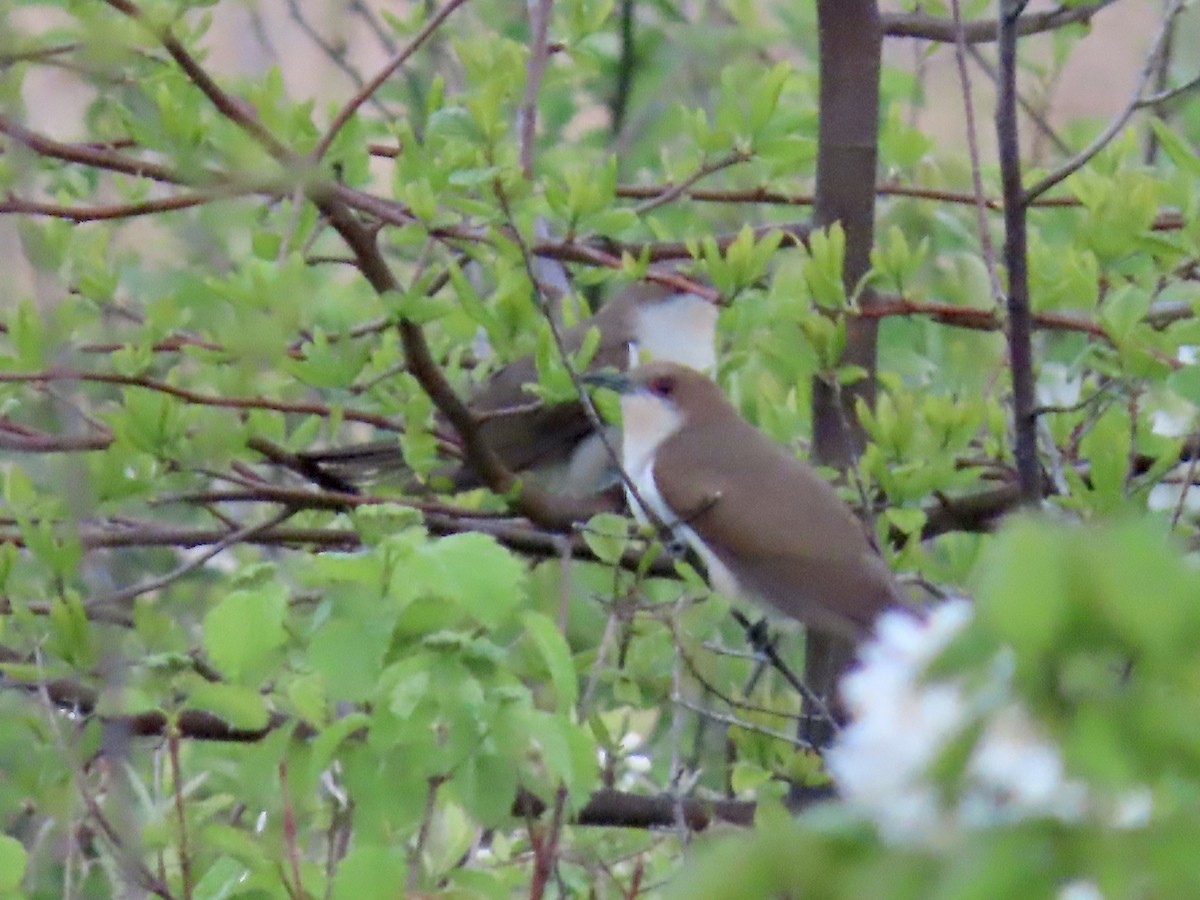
left=518, top=0, right=555, bottom=177
left=0, top=419, right=113, bottom=452
left=0, top=369, right=402, bottom=430
left=0, top=190, right=243, bottom=222
left=0, top=114, right=184, bottom=184
left=1138, top=70, right=1200, bottom=109
left=882, top=0, right=1118, bottom=44
left=964, top=44, right=1071, bottom=159
left=313, top=0, right=474, bottom=161
left=631, top=149, right=752, bottom=216
left=90, top=509, right=296, bottom=610
left=101, top=0, right=296, bottom=161
left=1024, top=0, right=1187, bottom=203
left=949, top=0, right=1004, bottom=305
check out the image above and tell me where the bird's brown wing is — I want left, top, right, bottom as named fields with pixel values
left=457, top=301, right=635, bottom=482
left=653, top=421, right=902, bottom=636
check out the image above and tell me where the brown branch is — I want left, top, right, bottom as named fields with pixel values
left=612, top=180, right=1083, bottom=209
left=313, top=0, right=473, bottom=161
left=0, top=369, right=402, bottom=430
left=0, top=524, right=362, bottom=552
left=0, top=503, right=681, bottom=575
left=859, top=295, right=1120, bottom=343
left=1023, top=0, right=1186, bottom=203
left=518, top=0, right=555, bottom=178
left=101, top=0, right=296, bottom=162
left=0, top=42, right=81, bottom=64
left=881, top=0, right=1117, bottom=43
left=631, top=149, right=752, bottom=215
left=997, top=0, right=1042, bottom=505
left=964, top=44, right=1071, bottom=157
left=0, top=114, right=184, bottom=185
left=0, top=191, right=235, bottom=222
left=950, top=0, right=1004, bottom=304
left=0, top=418, right=113, bottom=452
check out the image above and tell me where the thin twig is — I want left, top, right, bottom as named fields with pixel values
left=1023, top=0, right=1187, bottom=203
left=91, top=509, right=295, bottom=609
left=313, top=0, right=473, bottom=161
left=281, top=0, right=395, bottom=119
left=0, top=191, right=230, bottom=221
left=1137, top=70, right=1200, bottom=109
left=1170, top=452, right=1200, bottom=528
left=102, top=0, right=295, bottom=161
left=950, top=0, right=1004, bottom=305
left=631, top=150, right=751, bottom=215
left=279, top=760, right=305, bottom=898
left=882, top=0, right=1118, bottom=44
left=518, top=0, right=555, bottom=178
left=965, top=45, right=1071, bottom=157
left=406, top=777, right=443, bottom=891
left=166, top=729, right=194, bottom=900
left=668, top=594, right=691, bottom=843
left=0, top=368, right=402, bottom=430
left=673, top=696, right=813, bottom=750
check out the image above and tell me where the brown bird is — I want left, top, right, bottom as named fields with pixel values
left=594, top=361, right=905, bottom=639
left=296, top=283, right=718, bottom=496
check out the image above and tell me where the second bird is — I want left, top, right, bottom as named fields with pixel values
left=595, top=361, right=906, bottom=639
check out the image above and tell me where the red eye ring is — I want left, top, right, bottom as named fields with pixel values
left=648, top=376, right=674, bottom=397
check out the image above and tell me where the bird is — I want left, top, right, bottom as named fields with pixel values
left=589, top=361, right=906, bottom=639
left=295, top=282, right=718, bottom=497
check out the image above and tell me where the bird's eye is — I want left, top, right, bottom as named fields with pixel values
left=648, top=376, right=674, bottom=397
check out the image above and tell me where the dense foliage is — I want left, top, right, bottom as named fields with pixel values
left=2, top=0, right=1200, bottom=896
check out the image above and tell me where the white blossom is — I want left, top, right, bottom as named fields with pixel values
left=829, top=599, right=1150, bottom=847
left=1058, top=880, right=1104, bottom=900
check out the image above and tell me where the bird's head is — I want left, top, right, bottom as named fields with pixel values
left=585, top=362, right=725, bottom=457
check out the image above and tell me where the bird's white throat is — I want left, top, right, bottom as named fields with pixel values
left=619, top=393, right=742, bottom=600
left=619, top=393, right=685, bottom=482
left=631, top=293, right=718, bottom=373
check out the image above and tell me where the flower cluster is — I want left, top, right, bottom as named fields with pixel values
left=827, top=600, right=1149, bottom=848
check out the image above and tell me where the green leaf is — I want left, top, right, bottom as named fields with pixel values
left=883, top=506, right=927, bottom=536
left=803, top=223, right=847, bottom=310
left=48, top=591, right=95, bottom=669
left=1168, top=365, right=1200, bottom=405
left=192, top=855, right=247, bottom=900
left=331, top=845, right=406, bottom=900
left=0, top=835, right=26, bottom=892
left=308, top=617, right=394, bottom=701
left=202, top=586, right=288, bottom=683
left=972, top=517, right=1069, bottom=655
left=581, top=513, right=630, bottom=564
left=461, top=750, right=518, bottom=825
left=521, top=611, right=579, bottom=713
left=311, top=712, right=371, bottom=774
left=409, top=534, right=528, bottom=628
left=188, top=682, right=271, bottom=731
left=1149, top=119, right=1200, bottom=177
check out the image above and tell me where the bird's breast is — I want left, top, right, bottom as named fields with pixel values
left=624, top=458, right=742, bottom=601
